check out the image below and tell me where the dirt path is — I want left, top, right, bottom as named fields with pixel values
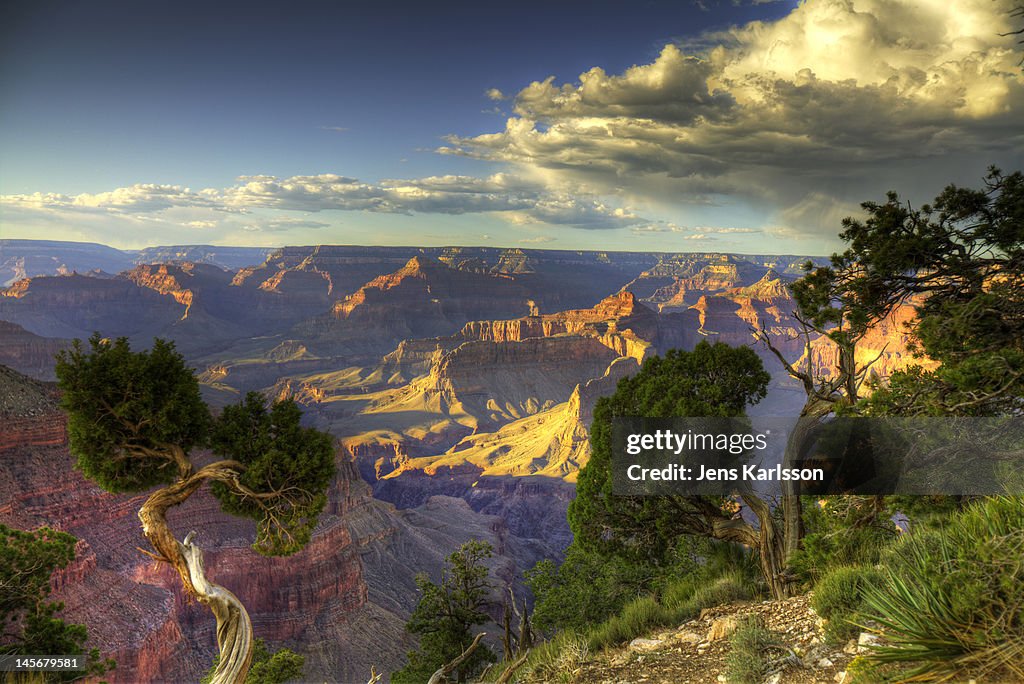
left=575, top=594, right=856, bottom=684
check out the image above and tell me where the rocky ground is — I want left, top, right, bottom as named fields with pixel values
left=0, top=363, right=57, bottom=416
left=575, top=594, right=863, bottom=684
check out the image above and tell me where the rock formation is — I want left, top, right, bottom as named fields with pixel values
left=0, top=320, right=70, bottom=380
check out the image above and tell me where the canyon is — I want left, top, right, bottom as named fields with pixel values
left=0, top=241, right=931, bottom=681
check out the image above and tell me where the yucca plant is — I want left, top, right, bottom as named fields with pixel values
left=861, top=497, right=1024, bottom=682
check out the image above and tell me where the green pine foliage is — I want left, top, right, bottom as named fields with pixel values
left=56, top=335, right=209, bottom=492
left=209, top=393, right=335, bottom=556
left=0, top=524, right=114, bottom=681
left=845, top=169, right=1024, bottom=418
left=568, top=341, right=770, bottom=564
left=55, top=336, right=336, bottom=559
left=393, top=540, right=495, bottom=684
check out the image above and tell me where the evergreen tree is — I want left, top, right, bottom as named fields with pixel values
left=0, top=524, right=114, bottom=681
left=393, top=540, right=495, bottom=684
left=565, top=342, right=800, bottom=596
left=55, top=335, right=335, bottom=683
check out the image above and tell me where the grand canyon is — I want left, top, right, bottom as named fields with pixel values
left=0, top=240, right=930, bottom=682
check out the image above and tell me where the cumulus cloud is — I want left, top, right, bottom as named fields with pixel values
left=0, top=173, right=643, bottom=230
left=2, top=184, right=227, bottom=213
left=442, top=0, right=1023, bottom=238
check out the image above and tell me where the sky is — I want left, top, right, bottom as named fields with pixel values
left=1, top=0, right=1021, bottom=254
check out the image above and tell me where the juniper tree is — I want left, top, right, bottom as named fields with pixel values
left=393, top=540, right=495, bottom=684
left=566, top=342, right=794, bottom=596
left=0, top=524, right=114, bottom=681
left=56, top=335, right=335, bottom=684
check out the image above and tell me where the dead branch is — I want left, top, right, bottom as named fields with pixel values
left=428, top=632, right=487, bottom=684
left=493, top=652, right=530, bottom=684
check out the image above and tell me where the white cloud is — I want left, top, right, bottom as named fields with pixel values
left=442, top=0, right=1023, bottom=238
left=0, top=173, right=644, bottom=231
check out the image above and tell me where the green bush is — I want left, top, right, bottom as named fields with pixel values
left=811, top=565, right=884, bottom=644
left=725, top=616, right=779, bottom=684
left=790, top=497, right=898, bottom=583
left=526, top=548, right=657, bottom=634
left=862, top=496, right=1024, bottom=682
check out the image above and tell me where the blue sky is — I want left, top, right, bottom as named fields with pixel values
left=1, top=0, right=1021, bottom=253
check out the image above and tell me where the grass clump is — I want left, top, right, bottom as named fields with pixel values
left=513, top=630, right=589, bottom=683
left=725, top=616, right=781, bottom=684
left=586, top=571, right=754, bottom=652
left=685, top=572, right=752, bottom=614
left=862, top=496, right=1024, bottom=682
left=811, top=565, right=884, bottom=644
left=586, top=595, right=668, bottom=652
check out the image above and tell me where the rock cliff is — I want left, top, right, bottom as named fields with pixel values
left=0, top=320, right=70, bottom=380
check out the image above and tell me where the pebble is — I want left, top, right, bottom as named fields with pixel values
left=857, top=631, right=881, bottom=653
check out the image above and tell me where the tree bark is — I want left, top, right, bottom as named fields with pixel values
left=138, top=463, right=254, bottom=684
left=740, top=493, right=791, bottom=600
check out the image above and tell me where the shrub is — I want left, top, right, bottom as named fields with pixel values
left=725, top=616, right=780, bottom=684
left=790, top=496, right=898, bottom=583
left=862, top=496, right=1024, bottom=682
left=526, top=548, right=657, bottom=634
left=811, top=565, right=885, bottom=644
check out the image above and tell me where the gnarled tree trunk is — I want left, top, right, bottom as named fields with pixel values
left=138, top=463, right=254, bottom=684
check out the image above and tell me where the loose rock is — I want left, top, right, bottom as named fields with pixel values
left=707, top=616, right=740, bottom=641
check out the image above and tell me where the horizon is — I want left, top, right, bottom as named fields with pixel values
left=0, top=237, right=828, bottom=260
left=2, top=0, right=1019, bottom=255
